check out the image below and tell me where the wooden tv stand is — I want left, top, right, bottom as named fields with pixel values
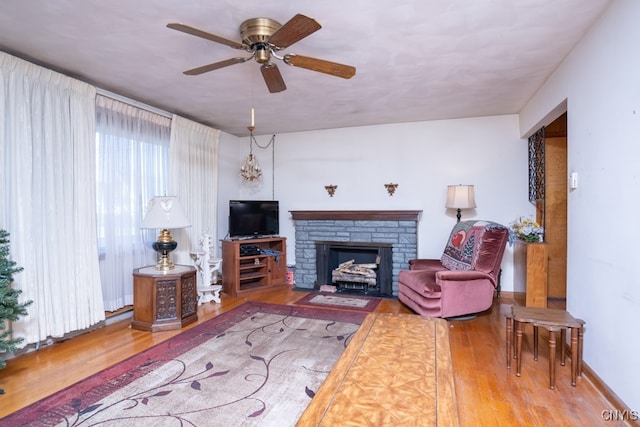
left=221, top=237, right=287, bottom=298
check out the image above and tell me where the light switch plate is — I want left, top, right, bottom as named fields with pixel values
left=569, top=172, right=578, bottom=189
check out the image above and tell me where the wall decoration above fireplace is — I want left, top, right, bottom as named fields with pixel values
left=324, top=184, right=337, bottom=197
left=384, top=183, right=398, bottom=196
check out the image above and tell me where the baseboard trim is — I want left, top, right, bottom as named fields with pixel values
left=496, top=291, right=523, bottom=302
left=581, top=362, right=640, bottom=426
left=105, top=306, right=133, bottom=326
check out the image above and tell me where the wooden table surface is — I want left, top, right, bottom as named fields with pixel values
left=510, top=306, right=583, bottom=328
left=297, top=312, right=460, bottom=426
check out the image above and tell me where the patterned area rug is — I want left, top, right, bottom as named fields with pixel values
left=1, top=302, right=366, bottom=427
left=294, top=293, right=382, bottom=312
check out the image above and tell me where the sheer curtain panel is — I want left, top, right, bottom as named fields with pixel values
left=0, top=52, right=104, bottom=345
left=169, top=115, right=220, bottom=269
left=95, top=95, right=170, bottom=311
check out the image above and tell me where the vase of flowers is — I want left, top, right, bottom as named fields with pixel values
left=509, top=216, right=544, bottom=243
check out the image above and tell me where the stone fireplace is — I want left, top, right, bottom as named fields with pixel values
left=290, top=210, right=421, bottom=297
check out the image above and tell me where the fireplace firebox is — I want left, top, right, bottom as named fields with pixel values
left=316, top=241, right=393, bottom=297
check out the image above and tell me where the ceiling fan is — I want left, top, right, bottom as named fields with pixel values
left=167, top=14, right=356, bottom=93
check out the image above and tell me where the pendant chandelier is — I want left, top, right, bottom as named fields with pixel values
left=240, top=129, right=262, bottom=183
left=240, top=108, right=275, bottom=184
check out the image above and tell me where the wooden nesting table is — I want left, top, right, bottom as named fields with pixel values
left=506, top=306, right=585, bottom=389
left=297, top=313, right=459, bottom=426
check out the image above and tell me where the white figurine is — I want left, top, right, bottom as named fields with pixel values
left=190, top=232, right=222, bottom=305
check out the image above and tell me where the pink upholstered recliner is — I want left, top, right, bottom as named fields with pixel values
left=398, top=220, right=509, bottom=318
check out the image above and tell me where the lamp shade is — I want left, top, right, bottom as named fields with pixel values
left=445, top=185, right=477, bottom=209
left=140, top=196, right=191, bottom=230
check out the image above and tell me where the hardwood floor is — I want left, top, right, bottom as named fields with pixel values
left=0, top=289, right=629, bottom=426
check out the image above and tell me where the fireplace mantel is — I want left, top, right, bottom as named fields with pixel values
left=289, top=210, right=422, bottom=221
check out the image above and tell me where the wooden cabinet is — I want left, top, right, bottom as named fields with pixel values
left=514, top=241, right=548, bottom=308
left=131, top=265, right=198, bottom=332
left=221, top=237, right=287, bottom=298
left=529, top=115, right=568, bottom=299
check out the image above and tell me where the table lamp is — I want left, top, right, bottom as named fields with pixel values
left=140, top=196, right=191, bottom=271
left=445, top=185, right=477, bottom=222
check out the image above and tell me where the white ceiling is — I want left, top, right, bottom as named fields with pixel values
left=0, top=0, right=611, bottom=137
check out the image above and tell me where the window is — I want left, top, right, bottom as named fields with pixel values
left=95, top=96, right=171, bottom=311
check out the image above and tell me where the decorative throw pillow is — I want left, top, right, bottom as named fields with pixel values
left=440, top=220, right=506, bottom=270
left=441, top=222, right=479, bottom=270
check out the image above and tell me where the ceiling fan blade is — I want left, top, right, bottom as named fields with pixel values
left=268, top=14, right=321, bottom=49
left=167, top=23, right=246, bottom=50
left=283, top=54, right=356, bottom=79
left=184, top=57, right=249, bottom=75
left=260, top=63, right=287, bottom=93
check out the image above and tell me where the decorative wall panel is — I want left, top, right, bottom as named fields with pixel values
left=528, top=127, right=545, bottom=204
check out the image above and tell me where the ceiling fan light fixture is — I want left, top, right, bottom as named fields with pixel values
left=254, top=43, right=271, bottom=64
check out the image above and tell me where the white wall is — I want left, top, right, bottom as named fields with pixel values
left=219, top=114, right=534, bottom=293
left=520, top=0, right=639, bottom=410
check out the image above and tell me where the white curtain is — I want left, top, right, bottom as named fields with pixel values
left=95, top=95, right=171, bottom=311
left=0, top=52, right=104, bottom=345
left=169, top=115, right=220, bottom=269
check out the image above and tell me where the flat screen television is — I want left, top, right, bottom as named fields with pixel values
left=228, top=200, right=279, bottom=239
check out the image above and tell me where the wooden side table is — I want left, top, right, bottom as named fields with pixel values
left=506, top=305, right=585, bottom=389
left=132, top=265, right=198, bottom=332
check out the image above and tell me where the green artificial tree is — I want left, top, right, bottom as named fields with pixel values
left=0, top=229, right=32, bottom=394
